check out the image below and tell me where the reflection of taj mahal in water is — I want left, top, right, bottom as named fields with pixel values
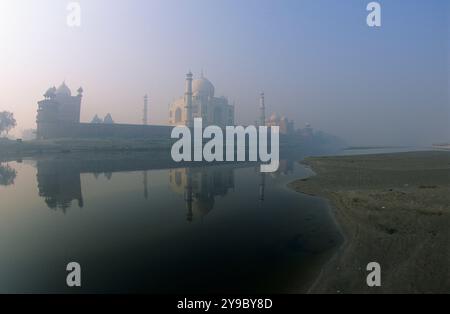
left=34, top=156, right=294, bottom=217
left=34, top=156, right=240, bottom=217
left=169, top=166, right=235, bottom=222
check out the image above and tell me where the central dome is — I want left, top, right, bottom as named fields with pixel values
left=193, top=77, right=215, bottom=97
left=56, top=82, right=72, bottom=96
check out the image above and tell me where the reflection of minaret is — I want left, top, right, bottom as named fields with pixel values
left=143, top=94, right=148, bottom=125
left=143, top=170, right=149, bottom=200
left=259, top=92, right=266, bottom=127
left=259, top=172, right=266, bottom=201
left=185, top=168, right=193, bottom=222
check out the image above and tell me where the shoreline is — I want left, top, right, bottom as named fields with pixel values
left=0, top=138, right=174, bottom=161
left=289, top=150, right=450, bottom=293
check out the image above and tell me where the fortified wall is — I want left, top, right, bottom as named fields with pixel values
left=37, top=121, right=172, bottom=140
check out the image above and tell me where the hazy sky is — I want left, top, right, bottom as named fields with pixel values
left=0, top=0, right=448, bottom=145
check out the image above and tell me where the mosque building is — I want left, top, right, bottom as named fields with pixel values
left=265, top=113, right=294, bottom=135
left=36, top=82, right=83, bottom=139
left=258, top=92, right=294, bottom=135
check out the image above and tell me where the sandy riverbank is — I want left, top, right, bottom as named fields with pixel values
left=289, top=151, right=450, bottom=293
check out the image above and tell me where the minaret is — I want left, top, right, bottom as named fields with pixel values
left=184, top=71, right=193, bottom=127
left=143, top=94, right=148, bottom=125
left=259, top=92, right=266, bottom=127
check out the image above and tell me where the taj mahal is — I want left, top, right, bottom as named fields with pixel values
left=169, top=72, right=234, bottom=127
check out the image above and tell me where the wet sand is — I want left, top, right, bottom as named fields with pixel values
left=289, top=151, right=450, bottom=293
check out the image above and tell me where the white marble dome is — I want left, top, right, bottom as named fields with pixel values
left=193, top=77, right=215, bottom=97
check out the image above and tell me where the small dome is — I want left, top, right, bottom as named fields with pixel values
left=91, top=115, right=102, bottom=124
left=56, top=82, right=71, bottom=96
left=104, top=113, right=114, bottom=124
left=193, top=77, right=215, bottom=97
left=44, top=87, right=56, bottom=98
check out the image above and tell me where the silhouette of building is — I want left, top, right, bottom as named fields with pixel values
left=265, top=113, right=294, bottom=135
left=36, top=81, right=170, bottom=139
left=257, top=92, right=293, bottom=135
left=37, top=82, right=83, bottom=138
left=169, top=72, right=235, bottom=127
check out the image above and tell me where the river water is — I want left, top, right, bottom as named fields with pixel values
left=0, top=151, right=344, bottom=293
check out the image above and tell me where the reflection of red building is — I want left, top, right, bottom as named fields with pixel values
left=36, top=160, right=84, bottom=212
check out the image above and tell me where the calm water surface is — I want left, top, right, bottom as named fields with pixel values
left=0, top=152, right=343, bottom=293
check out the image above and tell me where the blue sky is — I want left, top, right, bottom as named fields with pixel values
left=0, top=0, right=448, bottom=145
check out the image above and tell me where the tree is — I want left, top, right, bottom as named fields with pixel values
left=0, top=111, right=17, bottom=137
